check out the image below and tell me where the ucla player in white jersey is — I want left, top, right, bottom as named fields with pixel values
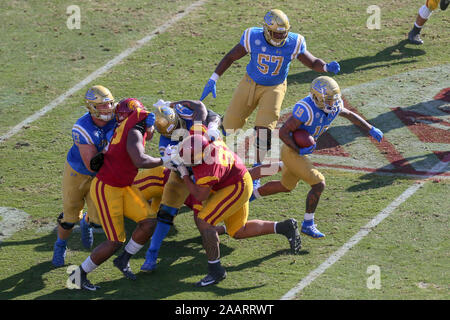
left=250, top=76, right=384, bottom=239
left=200, top=9, right=341, bottom=189
left=52, top=85, right=117, bottom=267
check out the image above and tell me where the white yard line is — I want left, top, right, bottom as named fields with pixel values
left=0, top=0, right=207, bottom=143
left=280, top=158, right=449, bottom=300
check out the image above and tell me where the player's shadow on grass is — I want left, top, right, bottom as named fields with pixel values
left=346, top=152, right=448, bottom=192
left=0, top=261, right=54, bottom=300
left=287, top=40, right=426, bottom=85
left=35, top=235, right=272, bottom=300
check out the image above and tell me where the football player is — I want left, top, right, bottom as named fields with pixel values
left=68, top=98, right=170, bottom=290
left=172, top=135, right=301, bottom=287
left=52, top=85, right=116, bottom=267
left=139, top=99, right=222, bottom=271
left=251, top=76, right=383, bottom=239
left=408, top=0, right=448, bottom=45
left=199, top=9, right=340, bottom=189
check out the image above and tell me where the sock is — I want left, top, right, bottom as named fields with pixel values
left=273, top=222, right=278, bottom=234
left=145, top=222, right=171, bottom=261
left=81, top=256, right=98, bottom=274
left=56, top=237, right=67, bottom=246
left=207, top=260, right=224, bottom=275
left=412, top=24, right=422, bottom=34
left=125, top=238, right=144, bottom=255
left=303, top=213, right=315, bottom=225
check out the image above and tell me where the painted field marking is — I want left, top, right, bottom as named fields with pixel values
left=0, top=207, right=29, bottom=243
left=0, top=0, right=207, bottom=143
left=280, top=158, right=449, bottom=300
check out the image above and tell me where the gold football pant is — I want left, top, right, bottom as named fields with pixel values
left=133, top=167, right=167, bottom=215
left=197, top=171, right=253, bottom=237
left=61, top=161, right=99, bottom=225
left=222, top=73, right=287, bottom=131
left=280, top=144, right=325, bottom=190
left=426, top=0, right=439, bottom=10
left=161, top=171, right=190, bottom=209
left=90, top=177, right=156, bottom=242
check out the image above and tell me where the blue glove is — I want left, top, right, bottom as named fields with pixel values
left=369, top=126, right=383, bottom=142
left=145, top=112, right=155, bottom=127
left=200, top=79, right=217, bottom=101
left=326, top=61, right=340, bottom=74
left=299, top=144, right=316, bottom=156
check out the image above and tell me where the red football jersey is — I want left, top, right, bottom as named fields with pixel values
left=96, top=108, right=150, bottom=187
left=192, top=140, right=248, bottom=191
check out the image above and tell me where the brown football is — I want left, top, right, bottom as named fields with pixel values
left=293, top=129, right=315, bottom=148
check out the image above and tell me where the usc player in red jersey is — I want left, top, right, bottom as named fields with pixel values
left=68, top=98, right=170, bottom=291
left=174, top=135, right=301, bottom=287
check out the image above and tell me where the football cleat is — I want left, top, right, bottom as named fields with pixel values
left=441, top=0, right=449, bottom=10
left=113, top=257, right=137, bottom=280
left=140, top=260, right=157, bottom=272
left=84, top=85, right=115, bottom=121
left=301, top=221, right=325, bottom=239
left=140, top=250, right=158, bottom=272
left=80, top=212, right=93, bottom=249
left=408, top=30, right=424, bottom=45
left=52, top=240, right=67, bottom=267
left=195, top=271, right=227, bottom=287
left=69, top=269, right=101, bottom=291
left=276, top=218, right=302, bottom=254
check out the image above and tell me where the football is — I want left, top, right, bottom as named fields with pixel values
left=293, top=129, right=315, bottom=148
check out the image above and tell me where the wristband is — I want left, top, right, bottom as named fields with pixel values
left=210, top=72, right=219, bottom=82
left=323, top=64, right=328, bottom=72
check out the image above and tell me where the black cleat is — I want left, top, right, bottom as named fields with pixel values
left=408, top=30, right=424, bottom=45
left=441, top=0, right=449, bottom=10
left=276, top=218, right=302, bottom=254
left=195, top=271, right=227, bottom=287
left=68, top=268, right=100, bottom=291
left=113, top=257, right=137, bottom=280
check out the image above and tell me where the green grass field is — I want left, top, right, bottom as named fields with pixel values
left=0, top=0, right=449, bottom=301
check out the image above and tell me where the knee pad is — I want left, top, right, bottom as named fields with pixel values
left=255, top=127, right=272, bottom=151
left=419, top=5, right=433, bottom=19
left=157, top=205, right=179, bottom=225
left=57, top=212, right=75, bottom=230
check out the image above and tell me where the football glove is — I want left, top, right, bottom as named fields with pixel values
left=325, top=61, right=340, bottom=75
left=369, top=126, right=383, bottom=142
left=299, top=144, right=316, bottom=156
left=145, top=112, right=155, bottom=128
left=176, top=164, right=189, bottom=178
left=161, top=145, right=178, bottom=170
left=153, top=99, right=171, bottom=108
left=200, top=79, right=217, bottom=101
left=206, top=126, right=221, bottom=142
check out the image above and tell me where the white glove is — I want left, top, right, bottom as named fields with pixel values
left=153, top=99, right=171, bottom=108
left=177, top=164, right=189, bottom=178
left=206, top=127, right=221, bottom=141
left=162, top=145, right=177, bottom=170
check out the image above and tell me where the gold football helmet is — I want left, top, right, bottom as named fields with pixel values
left=310, top=76, right=343, bottom=114
left=84, top=85, right=115, bottom=121
left=154, top=105, right=185, bottom=138
left=263, top=9, right=291, bottom=47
